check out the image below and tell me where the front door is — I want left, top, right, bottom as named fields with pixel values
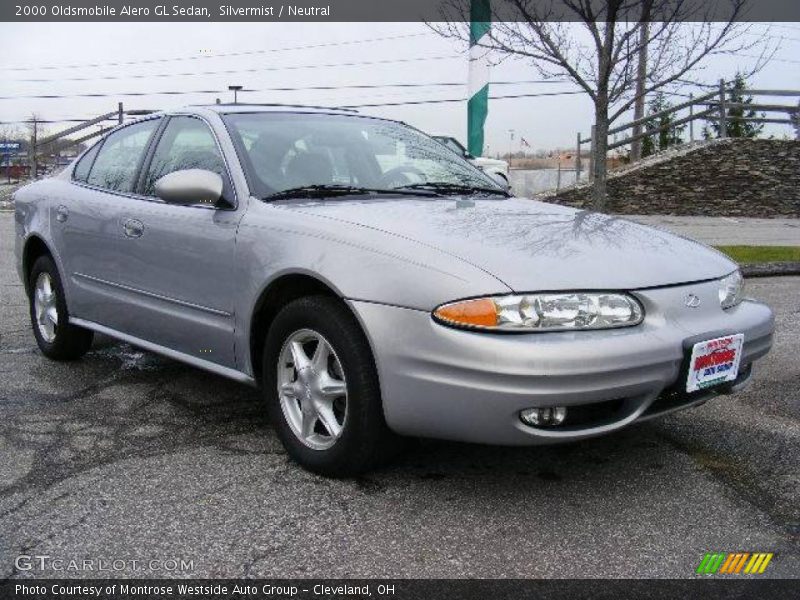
left=110, top=115, right=242, bottom=369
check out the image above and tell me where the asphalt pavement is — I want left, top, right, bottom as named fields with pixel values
left=0, top=212, right=798, bottom=579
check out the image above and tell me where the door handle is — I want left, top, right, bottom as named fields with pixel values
left=55, top=205, right=69, bottom=223
left=123, top=218, right=144, bottom=238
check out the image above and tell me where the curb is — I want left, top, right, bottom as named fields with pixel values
left=741, top=262, right=800, bottom=278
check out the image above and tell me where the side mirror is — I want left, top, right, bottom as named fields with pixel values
left=486, top=171, right=511, bottom=191
left=154, top=169, right=224, bottom=206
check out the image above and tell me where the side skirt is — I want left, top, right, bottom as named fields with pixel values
left=70, top=316, right=257, bottom=387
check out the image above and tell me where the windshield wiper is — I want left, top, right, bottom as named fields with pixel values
left=395, top=182, right=510, bottom=197
left=263, top=184, right=439, bottom=201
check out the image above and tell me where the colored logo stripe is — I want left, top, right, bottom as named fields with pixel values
left=697, top=552, right=773, bottom=574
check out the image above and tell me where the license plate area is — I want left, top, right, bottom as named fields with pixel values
left=686, top=334, right=744, bottom=393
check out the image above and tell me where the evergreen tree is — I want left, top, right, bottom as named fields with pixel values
left=706, top=73, right=764, bottom=138
left=641, top=92, right=685, bottom=157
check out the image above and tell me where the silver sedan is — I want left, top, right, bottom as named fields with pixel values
left=14, top=105, right=774, bottom=476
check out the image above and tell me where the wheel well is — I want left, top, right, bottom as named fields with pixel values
left=22, top=236, right=52, bottom=293
left=249, top=274, right=339, bottom=384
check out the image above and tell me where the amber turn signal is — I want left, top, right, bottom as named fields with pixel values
left=433, top=298, right=499, bottom=328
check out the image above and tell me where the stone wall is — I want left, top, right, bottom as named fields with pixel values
left=545, top=139, right=800, bottom=217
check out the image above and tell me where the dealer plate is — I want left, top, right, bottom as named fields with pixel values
left=686, top=334, right=744, bottom=393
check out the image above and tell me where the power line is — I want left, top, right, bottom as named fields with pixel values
left=713, top=24, right=800, bottom=44
left=0, top=56, right=461, bottom=99
left=9, top=53, right=464, bottom=84
left=0, top=75, right=574, bottom=101
left=343, top=90, right=585, bottom=108
left=739, top=53, right=800, bottom=64
left=0, top=88, right=222, bottom=101
left=0, top=88, right=586, bottom=124
left=0, top=32, right=434, bottom=72
left=742, top=31, right=800, bottom=44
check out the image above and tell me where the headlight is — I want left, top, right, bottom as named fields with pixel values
left=719, top=270, right=744, bottom=310
left=433, top=293, right=644, bottom=332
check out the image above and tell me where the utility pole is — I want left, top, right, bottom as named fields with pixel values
left=629, top=21, right=649, bottom=163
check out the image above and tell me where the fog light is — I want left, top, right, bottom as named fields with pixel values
left=520, top=406, right=567, bottom=427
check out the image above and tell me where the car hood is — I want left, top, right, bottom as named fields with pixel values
left=285, top=196, right=737, bottom=291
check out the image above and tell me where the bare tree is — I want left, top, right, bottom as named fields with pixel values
left=431, top=0, right=774, bottom=211
left=0, top=124, right=24, bottom=142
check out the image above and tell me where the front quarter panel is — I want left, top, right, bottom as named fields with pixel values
left=235, top=200, right=513, bottom=375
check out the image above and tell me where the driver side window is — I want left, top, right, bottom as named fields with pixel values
left=143, top=116, right=228, bottom=197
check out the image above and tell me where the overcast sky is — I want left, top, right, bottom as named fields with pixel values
left=0, top=21, right=798, bottom=154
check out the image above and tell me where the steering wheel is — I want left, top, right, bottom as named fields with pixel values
left=378, top=165, right=426, bottom=188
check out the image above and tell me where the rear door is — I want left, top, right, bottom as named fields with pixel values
left=54, top=118, right=161, bottom=326
left=110, top=115, right=242, bottom=368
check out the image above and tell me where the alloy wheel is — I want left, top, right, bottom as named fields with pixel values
left=277, top=329, right=348, bottom=450
left=33, top=272, right=58, bottom=343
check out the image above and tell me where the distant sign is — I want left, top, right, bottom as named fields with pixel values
left=0, top=142, right=21, bottom=152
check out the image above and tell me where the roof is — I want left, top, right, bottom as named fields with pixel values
left=197, top=103, right=360, bottom=115
left=124, top=104, right=404, bottom=130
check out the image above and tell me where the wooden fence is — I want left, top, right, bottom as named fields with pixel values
left=29, top=103, right=154, bottom=178
left=576, top=80, right=800, bottom=181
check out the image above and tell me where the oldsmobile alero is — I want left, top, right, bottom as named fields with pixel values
left=14, top=105, right=774, bottom=475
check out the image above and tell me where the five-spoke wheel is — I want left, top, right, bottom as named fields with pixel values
left=28, top=254, right=93, bottom=360
left=278, top=329, right=348, bottom=450
left=33, top=272, right=59, bottom=343
left=264, top=295, right=401, bottom=477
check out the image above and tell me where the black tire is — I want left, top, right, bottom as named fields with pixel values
left=263, top=295, right=401, bottom=477
left=28, top=255, right=93, bottom=360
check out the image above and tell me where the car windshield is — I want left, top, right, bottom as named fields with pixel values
left=222, top=112, right=502, bottom=199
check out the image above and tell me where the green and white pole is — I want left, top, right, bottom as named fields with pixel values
left=468, top=0, right=491, bottom=157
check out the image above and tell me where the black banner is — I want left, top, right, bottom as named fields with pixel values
left=2, top=0, right=800, bottom=23
left=2, top=579, right=799, bottom=600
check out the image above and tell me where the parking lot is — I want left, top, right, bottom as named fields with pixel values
left=0, top=211, right=798, bottom=579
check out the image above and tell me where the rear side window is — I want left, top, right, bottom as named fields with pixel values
left=72, top=143, right=101, bottom=182
left=142, top=116, right=227, bottom=196
left=86, top=119, right=159, bottom=193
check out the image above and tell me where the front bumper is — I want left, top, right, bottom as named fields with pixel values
left=348, top=279, right=774, bottom=445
